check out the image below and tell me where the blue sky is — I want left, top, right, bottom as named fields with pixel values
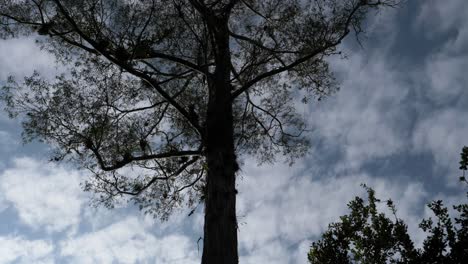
left=0, top=0, right=467, bottom=263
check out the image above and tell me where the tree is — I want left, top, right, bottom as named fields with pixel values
left=308, top=188, right=468, bottom=264
left=0, top=1, right=397, bottom=263
left=308, top=174, right=468, bottom=263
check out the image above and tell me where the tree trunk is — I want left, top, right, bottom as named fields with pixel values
left=201, top=17, right=239, bottom=264
left=201, top=137, right=238, bottom=264
left=201, top=82, right=239, bottom=264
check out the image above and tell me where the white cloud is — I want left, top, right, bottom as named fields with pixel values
left=309, top=50, right=409, bottom=171
left=0, top=236, right=54, bottom=264
left=0, top=156, right=200, bottom=263
left=0, top=157, right=84, bottom=233
left=240, top=240, right=292, bottom=264
left=60, top=216, right=198, bottom=264
left=0, top=37, right=57, bottom=80
left=412, top=109, right=468, bottom=178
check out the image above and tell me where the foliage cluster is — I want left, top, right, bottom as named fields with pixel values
left=309, top=147, right=468, bottom=264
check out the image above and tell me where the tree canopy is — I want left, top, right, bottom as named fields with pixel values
left=0, top=0, right=398, bottom=262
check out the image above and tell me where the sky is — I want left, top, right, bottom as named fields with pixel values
left=0, top=0, right=467, bottom=263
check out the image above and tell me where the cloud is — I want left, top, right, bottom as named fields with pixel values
left=0, top=236, right=54, bottom=264
left=298, top=7, right=409, bottom=173
left=0, top=37, right=56, bottom=80
left=308, top=50, right=410, bottom=172
left=0, top=2, right=466, bottom=264
left=410, top=0, right=468, bottom=108
left=413, top=0, right=468, bottom=106
left=421, top=54, right=468, bottom=104
left=412, top=109, right=468, bottom=178
left=240, top=240, right=292, bottom=264
left=0, top=157, right=84, bottom=233
left=416, top=0, right=468, bottom=39
left=0, top=156, right=200, bottom=263
left=60, top=216, right=198, bottom=264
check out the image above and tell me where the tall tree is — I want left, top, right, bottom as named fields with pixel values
left=0, top=0, right=397, bottom=263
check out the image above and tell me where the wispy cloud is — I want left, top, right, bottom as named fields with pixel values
left=0, top=158, right=84, bottom=233
left=60, top=217, right=197, bottom=264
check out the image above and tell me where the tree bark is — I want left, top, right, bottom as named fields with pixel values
left=202, top=136, right=238, bottom=264
left=201, top=16, right=239, bottom=264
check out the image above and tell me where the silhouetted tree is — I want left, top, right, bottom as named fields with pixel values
left=0, top=1, right=397, bottom=263
left=309, top=173, right=468, bottom=263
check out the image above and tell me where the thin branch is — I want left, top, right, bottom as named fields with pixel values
left=231, top=1, right=369, bottom=99
left=240, top=0, right=268, bottom=20
left=228, top=30, right=300, bottom=54
left=116, top=156, right=200, bottom=196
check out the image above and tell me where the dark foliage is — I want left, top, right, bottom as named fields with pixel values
left=309, top=179, right=468, bottom=263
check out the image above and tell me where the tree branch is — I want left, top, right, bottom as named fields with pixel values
left=51, top=0, right=205, bottom=136
left=91, top=147, right=202, bottom=172
left=112, top=156, right=200, bottom=196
